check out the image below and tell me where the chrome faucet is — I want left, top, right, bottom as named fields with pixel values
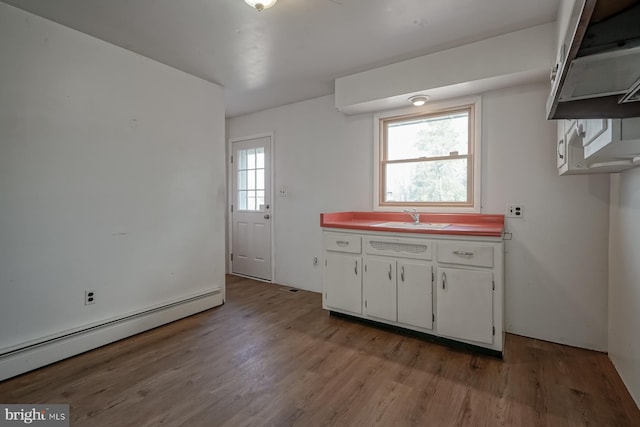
left=403, top=208, right=420, bottom=224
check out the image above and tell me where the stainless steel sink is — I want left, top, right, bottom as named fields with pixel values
left=372, top=222, right=450, bottom=230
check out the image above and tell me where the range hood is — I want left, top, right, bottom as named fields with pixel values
left=547, top=0, right=640, bottom=119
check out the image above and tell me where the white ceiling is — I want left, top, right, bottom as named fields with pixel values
left=2, top=0, right=560, bottom=117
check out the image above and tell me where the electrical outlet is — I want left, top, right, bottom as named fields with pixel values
left=85, top=290, right=96, bottom=305
left=506, top=204, right=524, bottom=218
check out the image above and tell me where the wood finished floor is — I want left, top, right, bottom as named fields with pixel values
left=0, top=275, right=638, bottom=426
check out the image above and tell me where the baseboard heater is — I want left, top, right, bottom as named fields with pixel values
left=0, top=288, right=223, bottom=381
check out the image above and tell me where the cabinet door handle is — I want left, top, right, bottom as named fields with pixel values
left=388, top=264, right=392, bottom=280
left=558, top=139, right=565, bottom=160
left=442, top=272, right=446, bottom=290
left=400, top=266, right=405, bottom=282
left=453, top=250, right=474, bottom=256
left=354, top=260, right=358, bottom=276
left=336, top=240, right=349, bottom=247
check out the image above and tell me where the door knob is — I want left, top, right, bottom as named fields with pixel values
left=264, top=214, right=270, bottom=219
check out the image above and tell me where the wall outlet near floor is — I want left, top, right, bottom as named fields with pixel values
left=506, top=204, right=524, bottom=218
left=85, top=290, right=96, bottom=305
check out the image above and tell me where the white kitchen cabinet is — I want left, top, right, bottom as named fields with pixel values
left=397, top=260, right=433, bottom=330
left=363, top=256, right=433, bottom=330
left=582, top=118, right=640, bottom=160
left=546, top=0, right=585, bottom=118
left=578, top=119, right=608, bottom=148
left=322, top=229, right=503, bottom=355
left=323, top=233, right=362, bottom=315
left=363, top=236, right=433, bottom=328
left=557, top=119, right=568, bottom=169
left=364, top=256, right=397, bottom=322
left=557, top=119, right=593, bottom=175
left=436, top=267, right=494, bottom=344
left=557, top=118, right=640, bottom=175
left=435, top=240, right=495, bottom=344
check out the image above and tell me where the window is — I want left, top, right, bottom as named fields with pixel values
left=236, top=147, right=265, bottom=211
left=375, top=99, right=481, bottom=211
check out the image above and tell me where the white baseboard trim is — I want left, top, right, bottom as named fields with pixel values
left=0, top=289, right=223, bottom=381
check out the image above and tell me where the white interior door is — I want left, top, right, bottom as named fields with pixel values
left=231, top=136, right=272, bottom=281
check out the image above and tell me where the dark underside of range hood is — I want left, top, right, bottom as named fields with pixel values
left=554, top=94, right=640, bottom=118
left=548, top=0, right=640, bottom=119
left=578, top=2, right=640, bottom=56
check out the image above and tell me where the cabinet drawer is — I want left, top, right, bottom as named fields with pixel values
left=324, top=233, right=361, bottom=254
left=437, top=242, right=493, bottom=267
left=364, top=237, right=432, bottom=260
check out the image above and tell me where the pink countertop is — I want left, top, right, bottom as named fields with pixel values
left=320, top=211, right=504, bottom=237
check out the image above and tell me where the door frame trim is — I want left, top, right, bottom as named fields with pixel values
left=227, top=132, right=275, bottom=282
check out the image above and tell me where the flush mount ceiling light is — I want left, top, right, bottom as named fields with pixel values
left=245, top=0, right=278, bottom=11
left=409, top=95, right=430, bottom=106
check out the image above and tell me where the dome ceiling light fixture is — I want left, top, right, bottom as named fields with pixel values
left=408, top=95, right=430, bottom=106
left=245, top=0, right=278, bottom=11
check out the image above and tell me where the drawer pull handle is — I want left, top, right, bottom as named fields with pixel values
left=388, top=264, right=392, bottom=280
left=400, top=266, right=405, bottom=282
left=442, top=272, right=446, bottom=290
left=354, top=260, right=358, bottom=276
left=453, top=250, right=474, bottom=256
left=336, top=240, right=350, bottom=247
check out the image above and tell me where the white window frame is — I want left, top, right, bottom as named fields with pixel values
left=373, top=96, right=482, bottom=213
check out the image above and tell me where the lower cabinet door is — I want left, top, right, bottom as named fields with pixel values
left=397, top=260, right=433, bottom=330
left=436, top=267, right=493, bottom=344
left=364, top=257, right=397, bottom=322
left=325, top=252, right=362, bottom=315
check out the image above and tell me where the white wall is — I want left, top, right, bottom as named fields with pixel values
left=609, top=169, right=640, bottom=406
left=482, top=84, right=609, bottom=351
left=227, top=83, right=610, bottom=351
left=0, top=4, right=226, bottom=351
left=227, top=95, right=372, bottom=292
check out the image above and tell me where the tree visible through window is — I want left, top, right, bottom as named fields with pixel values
left=380, top=105, right=474, bottom=207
